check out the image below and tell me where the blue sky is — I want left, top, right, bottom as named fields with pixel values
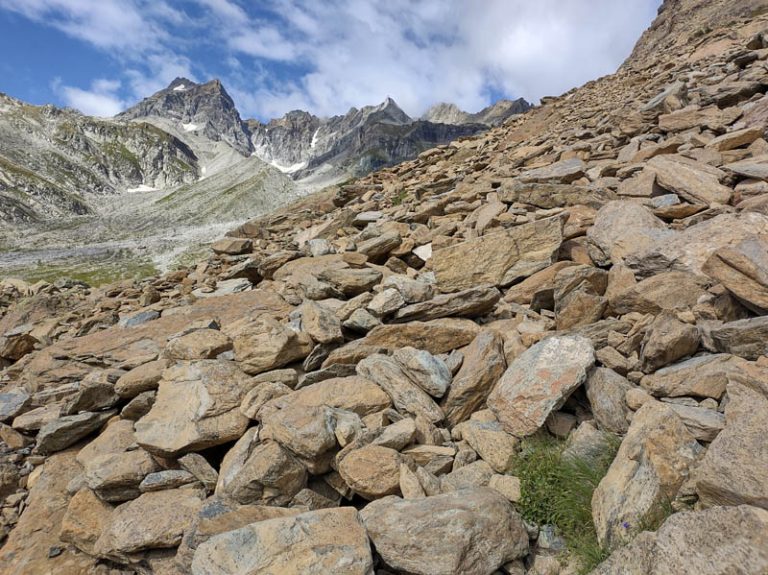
left=0, top=0, right=662, bottom=121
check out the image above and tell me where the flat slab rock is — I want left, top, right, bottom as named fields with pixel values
left=487, top=335, right=594, bottom=437
left=191, top=507, right=373, bottom=575
left=432, top=215, right=564, bottom=292
left=360, top=487, right=528, bottom=575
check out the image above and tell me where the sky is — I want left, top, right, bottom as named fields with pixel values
left=0, top=0, right=663, bottom=121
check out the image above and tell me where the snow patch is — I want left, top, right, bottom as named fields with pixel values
left=173, top=84, right=187, bottom=92
left=270, top=160, right=307, bottom=174
left=310, top=128, right=320, bottom=149
left=126, top=184, right=159, bottom=194
left=182, top=123, right=199, bottom=132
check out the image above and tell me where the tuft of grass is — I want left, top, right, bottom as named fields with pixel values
left=512, top=434, right=620, bottom=574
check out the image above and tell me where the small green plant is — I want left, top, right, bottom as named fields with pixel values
left=391, top=189, right=408, bottom=206
left=512, top=434, right=620, bottom=574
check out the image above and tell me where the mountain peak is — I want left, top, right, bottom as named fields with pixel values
left=422, top=98, right=531, bottom=126
left=119, top=78, right=252, bottom=155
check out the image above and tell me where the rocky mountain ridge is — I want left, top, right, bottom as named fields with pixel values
left=2, top=0, right=768, bottom=574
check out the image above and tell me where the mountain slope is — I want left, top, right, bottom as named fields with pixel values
left=0, top=93, right=199, bottom=223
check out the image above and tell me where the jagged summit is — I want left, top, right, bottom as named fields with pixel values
left=118, top=77, right=253, bottom=156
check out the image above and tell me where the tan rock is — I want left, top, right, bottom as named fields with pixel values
left=164, top=329, right=232, bottom=360
left=442, top=329, right=506, bottom=426
left=212, top=237, right=252, bottom=255
left=593, top=505, right=768, bottom=575
left=592, top=402, right=702, bottom=547
left=703, top=237, right=768, bottom=313
left=0, top=452, right=99, bottom=574
left=115, top=359, right=169, bottom=398
left=357, top=354, right=444, bottom=423
left=134, top=360, right=251, bottom=457
left=60, top=488, right=114, bottom=554
left=360, top=487, right=528, bottom=575
left=488, top=336, right=594, bottom=437
left=338, top=444, right=402, bottom=500
left=94, top=488, right=203, bottom=561
left=300, top=300, right=344, bottom=344
left=231, top=315, right=313, bottom=375
left=640, top=313, right=700, bottom=372
left=648, top=155, right=732, bottom=205
left=432, top=215, right=564, bottom=292
left=191, top=507, right=373, bottom=575
left=610, top=271, right=709, bottom=315
left=221, top=439, right=307, bottom=506
left=695, top=381, right=768, bottom=509
left=84, top=448, right=160, bottom=502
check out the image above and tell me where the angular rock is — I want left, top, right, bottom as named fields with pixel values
left=667, top=403, right=725, bottom=442
left=222, top=440, right=307, bottom=506
left=36, top=410, right=115, bottom=455
left=114, top=359, right=168, bottom=398
left=640, top=313, right=700, bottom=372
left=432, top=216, right=564, bottom=292
left=707, top=316, right=768, bottom=359
left=134, top=361, right=251, bottom=457
left=191, top=507, right=373, bottom=575
left=393, top=285, right=501, bottom=322
left=520, top=158, right=585, bottom=183
left=281, top=375, right=391, bottom=417
left=0, top=389, right=30, bottom=422
left=392, top=346, right=452, bottom=398
left=488, top=336, right=594, bottom=437
left=695, top=382, right=768, bottom=509
left=587, top=201, right=671, bottom=266
left=648, top=155, right=732, bottom=205
left=318, top=266, right=382, bottom=296
left=338, top=444, right=402, bottom=500
left=592, top=402, right=702, bottom=547
left=212, top=237, right=252, bottom=255
left=593, top=505, right=768, bottom=575
left=300, top=300, right=344, bottom=344
left=84, top=449, right=160, bottom=502
left=640, top=354, right=745, bottom=400
left=442, top=330, right=507, bottom=426
left=261, top=404, right=337, bottom=462
left=703, top=237, right=768, bottom=312
left=139, top=470, right=198, bottom=492
left=360, top=488, right=528, bottom=575
left=610, top=271, right=709, bottom=315
left=60, top=488, right=114, bottom=555
left=94, top=488, right=203, bottom=561
left=231, top=315, right=313, bottom=375
left=357, top=354, right=444, bottom=423
left=585, top=367, right=633, bottom=434
left=164, top=329, right=232, bottom=360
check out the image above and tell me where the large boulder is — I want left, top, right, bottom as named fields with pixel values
left=134, top=361, right=251, bottom=457
left=587, top=201, right=671, bottom=266
left=706, top=316, right=768, bottom=360
left=626, top=213, right=768, bottom=277
left=695, top=380, right=768, bottom=509
left=191, top=507, right=373, bottom=575
left=703, top=237, right=768, bottom=313
left=360, top=488, right=528, bottom=575
left=593, top=505, right=768, bottom=575
left=647, top=155, right=732, bottom=205
left=94, top=488, right=204, bottom=561
left=230, top=315, right=313, bottom=375
left=592, top=402, right=702, bottom=547
left=487, top=336, right=594, bottom=437
left=432, top=216, right=564, bottom=292
left=392, top=286, right=501, bottom=322
left=640, top=354, right=745, bottom=400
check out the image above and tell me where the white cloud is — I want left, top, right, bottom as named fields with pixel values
left=53, top=77, right=126, bottom=116
left=1, top=0, right=663, bottom=120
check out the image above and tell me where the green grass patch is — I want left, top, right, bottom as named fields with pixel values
left=512, top=434, right=620, bottom=574
left=7, top=255, right=158, bottom=287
